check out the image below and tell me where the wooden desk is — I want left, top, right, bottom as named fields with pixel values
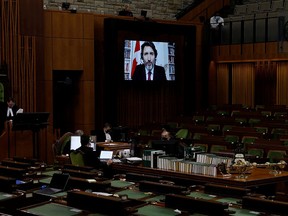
left=111, top=163, right=288, bottom=195
left=97, top=142, right=131, bottom=153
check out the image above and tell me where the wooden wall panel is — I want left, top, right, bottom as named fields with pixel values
left=266, top=42, right=279, bottom=58
left=52, top=38, right=84, bottom=70
left=44, top=38, right=53, bottom=80
left=219, top=45, right=230, bottom=60
left=211, top=42, right=288, bottom=63
left=83, top=39, right=94, bottom=81
left=230, top=45, right=241, bottom=58
left=19, top=0, right=43, bottom=36
left=44, top=11, right=52, bottom=37
left=216, top=64, right=229, bottom=105
left=82, top=81, right=95, bottom=125
left=211, top=47, right=220, bottom=60
left=208, top=61, right=217, bottom=105
left=83, top=14, right=94, bottom=39
left=52, top=11, right=83, bottom=38
left=253, top=43, right=266, bottom=58
left=242, top=44, right=254, bottom=60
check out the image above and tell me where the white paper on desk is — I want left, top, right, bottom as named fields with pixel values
left=92, top=192, right=113, bottom=196
left=103, top=143, right=117, bottom=146
left=16, top=108, right=23, bottom=114
left=126, top=157, right=142, bottom=161
left=87, top=179, right=97, bottom=183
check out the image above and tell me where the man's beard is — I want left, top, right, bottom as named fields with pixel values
left=145, top=62, right=154, bottom=71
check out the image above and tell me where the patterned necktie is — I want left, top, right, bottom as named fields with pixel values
left=148, top=70, right=152, bottom=80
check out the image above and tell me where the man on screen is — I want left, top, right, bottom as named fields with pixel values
left=132, top=41, right=167, bottom=81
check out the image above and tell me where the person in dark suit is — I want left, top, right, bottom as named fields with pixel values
left=6, top=97, right=20, bottom=121
left=132, top=41, right=167, bottom=81
left=92, top=122, right=113, bottom=142
left=76, top=134, right=113, bottom=176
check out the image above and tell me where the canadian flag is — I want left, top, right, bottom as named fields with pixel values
left=130, top=41, right=140, bottom=79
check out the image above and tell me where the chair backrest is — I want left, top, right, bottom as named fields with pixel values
left=267, top=150, right=287, bottom=163
left=58, top=132, right=73, bottom=155
left=207, top=124, right=221, bottom=133
left=224, top=135, right=239, bottom=144
left=194, top=143, right=208, bottom=152
left=52, top=142, right=58, bottom=163
left=248, top=148, right=264, bottom=158
left=210, top=145, right=227, bottom=153
left=70, top=151, right=85, bottom=166
left=175, top=128, right=189, bottom=139
left=242, top=136, right=258, bottom=144
left=192, top=132, right=207, bottom=140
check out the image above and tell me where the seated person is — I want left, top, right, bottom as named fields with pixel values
left=75, top=134, right=113, bottom=176
left=161, top=129, right=173, bottom=141
left=6, top=97, right=20, bottom=121
left=92, top=122, right=113, bottom=142
left=158, top=128, right=185, bottom=158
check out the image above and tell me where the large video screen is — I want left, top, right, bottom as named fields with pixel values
left=124, top=40, right=175, bottom=81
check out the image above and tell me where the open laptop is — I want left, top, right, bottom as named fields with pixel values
left=34, top=173, right=70, bottom=196
left=99, top=150, right=113, bottom=162
left=70, top=135, right=81, bottom=151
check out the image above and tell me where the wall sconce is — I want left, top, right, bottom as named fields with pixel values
left=62, top=2, right=70, bottom=10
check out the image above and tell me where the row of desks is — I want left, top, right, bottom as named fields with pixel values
left=1, top=156, right=288, bottom=215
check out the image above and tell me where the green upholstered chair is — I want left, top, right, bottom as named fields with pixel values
left=0, top=82, right=4, bottom=102
left=192, top=115, right=205, bottom=124
left=274, top=112, right=287, bottom=119
left=271, top=128, right=288, bottom=139
left=210, top=145, right=227, bottom=153
left=194, top=143, right=208, bottom=152
left=254, top=126, right=268, bottom=135
left=224, top=135, right=239, bottom=144
left=241, top=136, right=258, bottom=145
left=138, top=129, right=150, bottom=136
left=70, top=151, right=85, bottom=166
left=206, top=124, right=221, bottom=135
left=248, top=148, right=264, bottom=158
left=192, top=133, right=207, bottom=140
left=222, top=125, right=233, bottom=132
left=231, top=110, right=240, bottom=116
left=248, top=118, right=261, bottom=126
left=56, top=132, right=73, bottom=155
left=205, top=116, right=215, bottom=123
left=151, top=129, right=162, bottom=137
left=217, top=110, right=229, bottom=116
left=166, top=121, right=178, bottom=129
left=260, top=111, right=272, bottom=118
left=175, top=128, right=190, bottom=139
left=234, top=118, right=247, bottom=125
left=255, top=105, right=265, bottom=110
left=267, top=150, right=287, bottom=163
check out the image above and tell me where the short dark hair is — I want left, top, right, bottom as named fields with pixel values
left=7, top=97, right=15, bottom=103
left=140, top=41, right=158, bottom=60
left=104, top=122, right=111, bottom=128
left=81, top=135, right=90, bottom=146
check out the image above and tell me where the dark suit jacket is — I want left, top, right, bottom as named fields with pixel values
left=91, top=129, right=113, bottom=142
left=76, top=146, right=112, bottom=177
left=132, top=64, right=167, bottom=81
